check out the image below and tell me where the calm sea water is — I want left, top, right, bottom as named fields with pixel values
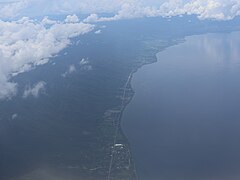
left=122, top=31, right=240, bottom=180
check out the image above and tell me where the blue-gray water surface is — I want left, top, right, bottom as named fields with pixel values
left=122, top=31, right=240, bottom=180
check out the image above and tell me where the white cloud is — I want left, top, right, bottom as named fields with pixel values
left=65, top=14, right=79, bottom=23
left=11, top=113, right=18, bottom=120
left=0, top=15, right=94, bottom=100
left=68, top=65, right=76, bottom=73
left=0, top=0, right=239, bottom=100
left=0, top=0, right=31, bottom=19
left=83, top=14, right=99, bottom=23
left=82, top=65, right=93, bottom=71
left=157, top=0, right=240, bottom=20
left=62, top=64, right=76, bottom=77
left=79, top=58, right=92, bottom=71
left=23, top=81, right=46, bottom=98
left=2, top=0, right=240, bottom=21
left=0, top=79, right=17, bottom=100
left=41, top=16, right=57, bottom=25
left=82, top=0, right=240, bottom=22
left=79, top=58, right=88, bottom=66
left=61, top=59, right=92, bottom=77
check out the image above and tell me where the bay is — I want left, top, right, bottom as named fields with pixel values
left=122, top=31, right=240, bottom=180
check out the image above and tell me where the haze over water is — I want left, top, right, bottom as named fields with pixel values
left=122, top=31, right=240, bottom=180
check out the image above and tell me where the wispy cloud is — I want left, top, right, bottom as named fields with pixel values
left=62, top=58, right=92, bottom=77
left=79, top=58, right=92, bottom=71
left=11, top=113, right=18, bottom=120
left=23, top=81, right=46, bottom=98
left=94, top=29, right=101, bottom=34
left=62, top=64, right=76, bottom=77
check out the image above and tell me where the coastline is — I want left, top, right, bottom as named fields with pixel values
left=102, top=37, right=186, bottom=179
left=119, top=30, right=240, bottom=179
left=101, top=72, right=137, bottom=180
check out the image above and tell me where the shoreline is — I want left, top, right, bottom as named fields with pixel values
left=119, top=31, right=240, bottom=179
left=102, top=71, right=137, bottom=180
left=103, top=37, right=186, bottom=179
left=118, top=30, right=240, bottom=180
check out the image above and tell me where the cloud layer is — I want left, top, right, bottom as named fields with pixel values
left=0, top=0, right=239, bottom=100
left=83, top=0, right=240, bottom=22
left=1, top=0, right=240, bottom=21
left=0, top=15, right=94, bottom=99
left=0, top=0, right=30, bottom=19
